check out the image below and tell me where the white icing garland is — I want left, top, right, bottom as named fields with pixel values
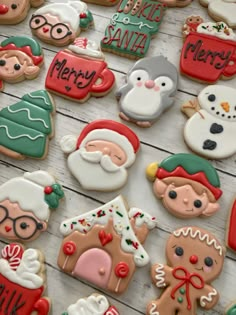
left=173, top=227, right=223, bottom=256
left=27, top=93, right=51, bottom=106
left=0, top=125, right=44, bottom=140
left=155, top=264, right=166, bottom=287
left=7, top=108, right=49, bottom=129
left=128, top=207, right=157, bottom=230
left=149, top=303, right=159, bottom=315
left=200, top=288, right=218, bottom=307
left=111, top=13, right=154, bottom=30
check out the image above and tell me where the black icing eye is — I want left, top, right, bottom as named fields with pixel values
left=11, top=4, right=17, bottom=9
left=161, top=82, right=166, bottom=86
left=14, top=64, right=21, bottom=70
left=37, top=223, right=44, bottom=230
left=211, top=107, right=215, bottom=110
left=204, top=257, right=213, bottom=267
left=35, top=18, right=41, bottom=24
left=169, top=190, right=177, bottom=199
left=189, top=18, right=192, bottom=22
left=0, top=60, right=6, bottom=66
left=194, top=199, right=202, bottom=208
left=234, top=106, right=236, bottom=111
left=208, top=94, right=216, bottom=102
left=175, top=247, right=184, bottom=256
left=20, top=222, right=28, bottom=230
left=57, top=28, right=62, bottom=34
left=137, top=77, right=141, bottom=81
left=228, top=116, right=231, bottom=119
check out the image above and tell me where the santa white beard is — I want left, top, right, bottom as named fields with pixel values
left=67, top=149, right=128, bottom=191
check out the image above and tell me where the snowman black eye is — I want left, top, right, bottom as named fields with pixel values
left=211, top=107, right=215, bottom=110
left=208, top=94, right=216, bottom=102
left=161, top=82, right=166, bottom=86
left=234, top=106, right=236, bottom=111
left=137, top=77, right=141, bottom=81
left=228, top=116, right=231, bottom=119
left=216, top=111, right=219, bottom=115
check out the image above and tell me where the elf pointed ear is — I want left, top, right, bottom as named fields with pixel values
left=24, top=65, right=40, bottom=79
left=153, top=179, right=168, bottom=198
left=202, top=202, right=219, bottom=217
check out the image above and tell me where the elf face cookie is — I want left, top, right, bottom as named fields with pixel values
left=159, top=0, right=192, bottom=6
left=101, top=0, right=166, bottom=59
left=30, top=2, right=93, bottom=46
left=147, top=226, right=225, bottom=315
left=117, top=56, right=178, bottom=128
left=182, top=85, right=236, bottom=159
left=146, top=153, right=222, bottom=218
left=0, top=90, right=55, bottom=160
left=180, top=17, right=236, bottom=83
left=0, top=243, right=50, bottom=315
left=58, top=195, right=157, bottom=294
left=62, top=293, right=120, bottom=315
left=200, top=0, right=236, bottom=29
left=0, top=0, right=44, bottom=24
left=0, top=171, right=64, bottom=242
left=0, top=36, right=43, bottom=91
left=60, top=120, right=140, bottom=191
left=45, top=38, right=115, bottom=103
left=225, top=302, right=236, bottom=315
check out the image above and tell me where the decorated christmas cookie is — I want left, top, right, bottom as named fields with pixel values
left=0, top=90, right=55, bottom=160
left=0, top=36, right=44, bottom=91
left=46, top=38, right=115, bottom=103
left=58, top=195, right=157, bottom=294
left=146, top=153, right=222, bottom=218
left=29, top=1, right=93, bottom=46
left=159, top=0, right=192, bottom=6
left=101, top=0, right=166, bottom=59
left=0, top=0, right=44, bottom=24
left=116, top=56, right=178, bottom=127
left=226, top=197, right=236, bottom=253
left=181, top=85, right=236, bottom=159
left=180, top=18, right=236, bottom=83
left=200, top=0, right=236, bottom=29
left=0, top=171, right=64, bottom=242
left=60, top=120, right=140, bottom=191
left=0, top=243, right=50, bottom=315
left=147, top=226, right=225, bottom=315
left=225, top=302, right=236, bottom=315
left=62, top=293, right=120, bottom=315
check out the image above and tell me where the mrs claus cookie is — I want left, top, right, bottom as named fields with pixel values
left=0, top=36, right=44, bottom=91
left=0, top=0, right=44, bottom=24
left=146, top=153, right=222, bottom=218
left=60, top=120, right=140, bottom=191
left=0, top=243, right=50, bottom=315
left=147, top=226, right=225, bottom=315
left=200, top=0, right=236, bottom=29
left=29, top=1, right=93, bottom=46
left=62, top=293, right=120, bottom=315
left=0, top=90, right=55, bottom=160
left=0, top=171, right=64, bottom=242
left=116, top=56, right=178, bottom=127
left=182, top=85, right=236, bottom=159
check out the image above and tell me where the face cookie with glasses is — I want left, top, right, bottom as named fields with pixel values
left=0, top=171, right=64, bottom=242
left=29, top=2, right=94, bottom=46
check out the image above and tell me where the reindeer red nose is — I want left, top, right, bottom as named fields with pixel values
left=5, top=226, right=12, bottom=232
left=189, top=255, right=198, bottom=264
left=0, top=5, right=9, bottom=14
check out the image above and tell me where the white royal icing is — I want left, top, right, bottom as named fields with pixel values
left=197, top=21, right=236, bottom=41
left=155, top=264, right=166, bottom=287
left=128, top=207, right=157, bottom=230
left=200, top=288, right=218, bottom=307
left=60, top=195, right=150, bottom=267
left=149, top=303, right=159, bottom=315
left=68, top=38, right=104, bottom=59
left=0, top=125, right=44, bottom=140
left=67, top=295, right=109, bottom=315
left=27, top=93, right=51, bottom=107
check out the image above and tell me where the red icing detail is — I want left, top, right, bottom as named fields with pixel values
left=80, top=12, right=87, bottom=18
left=43, top=27, right=49, bottom=33
left=99, top=230, right=113, bottom=246
left=227, top=199, right=236, bottom=251
left=0, top=4, right=9, bottom=14
left=156, top=166, right=222, bottom=200
left=0, top=79, right=3, bottom=91
left=115, top=262, right=129, bottom=278
left=104, top=305, right=120, bottom=315
left=76, top=120, right=140, bottom=153
left=189, top=255, right=198, bottom=264
left=44, top=186, right=53, bottom=194
left=0, top=43, right=43, bottom=66
left=63, top=241, right=76, bottom=255
left=171, top=266, right=204, bottom=310
left=180, top=32, right=236, bottom=83
left=5, top=225, right=12, bottom=232
left=33, top=298, right=50, bottom=315
left=1, top=244, right=24, bottom=270
left=132, top=241, right=139, bottom=249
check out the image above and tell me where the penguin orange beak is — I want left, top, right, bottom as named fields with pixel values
left=221, top=102, right=230, bottom=112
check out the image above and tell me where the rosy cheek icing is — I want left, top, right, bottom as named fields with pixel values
left=173, top=254, right=182, bottom=261
left=203, top=266, right=213, bottom=273
left=154, top=86, right=160, bottom=92
left=136, top=82, right=142, bottom=87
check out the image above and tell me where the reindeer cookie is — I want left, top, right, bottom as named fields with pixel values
left=147, top=226, right=225, bottom=315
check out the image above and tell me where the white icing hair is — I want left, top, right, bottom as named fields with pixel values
left=67, top=295, right=109, bottom=315
left=0, top=171, right=56, bottom=220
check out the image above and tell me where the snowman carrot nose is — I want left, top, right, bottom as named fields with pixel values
left=221, top=102, right=230, bottom=112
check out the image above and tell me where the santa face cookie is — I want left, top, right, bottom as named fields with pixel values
left=101, top=0, right=166, bottom=59
left=46, top=38, right=115, bottom=103
left=0, top=171, right=64, bottom=242
left=29, top=2, right=93, bottom=46
left=146, top=153, right=222, bottom=218
left=0, top=0, right=44, bottom=24
left=200, top=0, right=236, bottom=29
left=180, top=17, right=236, bottom=83
left=0, top=36, right=44, bottom=91
left=182, top=85, right=236, bottom=159
left=159, top=0, right=192, bottom=6
left=60, top=120, right=140, bottom=191
left=62, top=294, right=120, bottom=315
left=117, top=56, right=178, bottom=128
left=58, top=195, right=157, bottom=294
left=147, top=226, right=225, bottom=315
left=0, top=243, right=50, bottom=315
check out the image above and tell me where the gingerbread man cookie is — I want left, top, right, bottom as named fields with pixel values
left=146, top=153, right=222, bottom=218
left=147, top=226, right=225, bottom=315
left=0, top=243, right=50, bottom=315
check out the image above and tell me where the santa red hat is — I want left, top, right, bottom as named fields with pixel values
left=60, top=120, right=140, bottom=167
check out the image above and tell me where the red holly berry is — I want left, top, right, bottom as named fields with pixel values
left=44, top=186, right=53, bottom=194
left=80, top=12, right=87, bottom=18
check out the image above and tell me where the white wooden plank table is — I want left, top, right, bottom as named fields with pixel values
left=1, top=1, right=236, bottom=314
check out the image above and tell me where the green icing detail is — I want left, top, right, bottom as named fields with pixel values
left=61, top=312, right=68, bottom=315
left=159, top=153, right=220, bottom=188
left=80, top=10, right=94, bottom=29
left=179, top=288, right=185, bottom=294
left=177, top=297, right=183, bottom=303
left=1, top=36, right=42, bottom=55
left=226, top=305, right=236, bottom=315
left=45, top=184, right=64, bottom=209
left=22, top=90, right=54, bottom=111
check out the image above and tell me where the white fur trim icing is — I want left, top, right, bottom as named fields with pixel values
left=200, top=289, right=218, bottom=307
left=67, top=295, right=109, bottom=315
left=60, top=135, right=78, bottom=153
left=155, top=264, right=166, bottom=288
left=149, top=303, right=159, bottom=315
left=68, top=39, right=104, bottom=59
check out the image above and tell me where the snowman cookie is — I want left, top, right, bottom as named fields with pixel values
left=181, top=85, right=236, bottom=159
left=200, top=0, right=236, bottom=29
left=116, top=56, right=178, bottom=128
